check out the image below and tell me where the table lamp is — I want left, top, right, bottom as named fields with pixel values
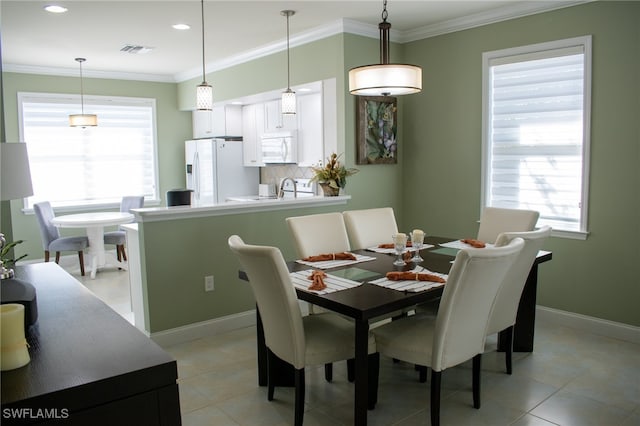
left=1, top=142, right=38, bottom=328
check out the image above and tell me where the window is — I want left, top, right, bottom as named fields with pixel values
left=482, top=36, right=591, bottom=239
left=18, top=92, right=159, bottom=211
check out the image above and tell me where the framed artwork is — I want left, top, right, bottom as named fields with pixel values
left=356, top=96, right=398, bottom=164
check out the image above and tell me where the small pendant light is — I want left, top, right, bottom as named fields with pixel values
left=69, top=58, right=98, bottom=127
left=196, top=0, right=213, bottom=110
left=348, top=0, right=422, bottom=96
left=281, top=10, right=296, bottom=115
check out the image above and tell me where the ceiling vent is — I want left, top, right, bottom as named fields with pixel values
left=120, top=44, right=154, bottom=55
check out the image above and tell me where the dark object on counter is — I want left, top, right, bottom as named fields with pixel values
left=0, top=278, right=38, bottom=328
left=166, top=189, right=193, bottom=206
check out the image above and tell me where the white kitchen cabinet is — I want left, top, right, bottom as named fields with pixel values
left=241, top=104, right=264, bottom=167
left=192, top=105, right=242, bottom=139
left=296, top=92, right=324, bottom=167
left=264, top=99, right=297, bottom=132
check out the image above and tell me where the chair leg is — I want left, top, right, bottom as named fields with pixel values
left=368, top=353, right=380, bottom=410
left=417, top=365, right=428, bottom=383
left=121, top=245, right=127, bottom=261
left=472, top=354, right=482, bottom=409
left=116, top=245, right=122, bottom=262
left=78, top=251, right=85, bottom=276
left=430, top=370, right=442, bottom=426
left=324, top=363, right=333, bottom=382
left=294, top=368, right=305, bottom=426
left=267, top=349, right=276, bottom=401
left=347, top=358, right=355, bottom=382
left=44, top=251, right=50, bottom=262
left=55, top=252, right=61, bottom=263
left=504, top=325, right=514, bottom=375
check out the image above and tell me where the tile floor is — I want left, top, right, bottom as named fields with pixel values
left=63, top=261, right=639, bottom=426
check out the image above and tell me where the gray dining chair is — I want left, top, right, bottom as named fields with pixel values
left=372, top=237, right=524, bottom=426
left=489, top=226, right=552, bottom=374
left=476, top=207, right=539, bottom=243
left=343, top=207, right=398, bottom=250
left=228, top=235, right=378, bottom=426
left=103, top=195, right=143, bottom=261
left=33, top=201, right=89, bottom=276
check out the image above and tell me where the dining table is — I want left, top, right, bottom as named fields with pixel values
left=238, top=235, right=552, bottom=426
left=51, top=211, right=134, bottom=279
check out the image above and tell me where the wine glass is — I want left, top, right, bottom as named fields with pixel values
left=392, top=233, right=407, bottom=266
left=410, top=229, right=425, bottom=263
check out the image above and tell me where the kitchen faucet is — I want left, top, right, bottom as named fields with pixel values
left=278, top=177, right=297, bottom=198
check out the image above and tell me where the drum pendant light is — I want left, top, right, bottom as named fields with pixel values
left=196, top=0, right=213, bottom=110
left=69, top=58, right=97, bottom=127
left=281, top=10, right=296, bottom=115
left=348, top=0, right=422, bottom=96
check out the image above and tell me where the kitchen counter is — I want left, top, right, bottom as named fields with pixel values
left=131, top=195, right=350, bottom=222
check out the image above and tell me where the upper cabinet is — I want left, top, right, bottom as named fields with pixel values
left=295, top=92, right=323, bottom=167
left=264, top=100, right=297, bottom=133
left=242, top=104, right=265, bottom=167
left=192, top=105, right=242, bottom=139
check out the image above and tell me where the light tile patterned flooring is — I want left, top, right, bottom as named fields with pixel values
left=64, top=261, right=639, bottom=426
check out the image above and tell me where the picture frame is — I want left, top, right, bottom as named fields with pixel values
left=356, top=96, right=398, bottom=165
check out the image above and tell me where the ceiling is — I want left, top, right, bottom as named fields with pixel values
left=1, top=1, right=584, bottom=82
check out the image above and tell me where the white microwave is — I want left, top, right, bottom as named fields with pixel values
left=261, top=131, right=297, bottom=164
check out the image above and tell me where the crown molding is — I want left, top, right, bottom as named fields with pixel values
left=3, top=64, right=176, bottom=83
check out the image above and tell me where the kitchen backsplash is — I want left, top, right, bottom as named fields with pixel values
left=260, top=165, right=316, bottom=193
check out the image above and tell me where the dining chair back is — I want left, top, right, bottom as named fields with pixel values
left=488, top=226, right=552, bottom=373
left=104, top=195, right=144, bottom=261
left=343, top=207, right=398, bottom=249
left=372, top=237, right=524, bottom=426
left=476, top=207, right=539, bottom=243
left=33, top=201, right=89, bottom=276
left=285, top=212, right=351, bottom=258
left=228, top=235, right=377, bottom=425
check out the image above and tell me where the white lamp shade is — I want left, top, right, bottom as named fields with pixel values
left=69, top=114, right=98, bottom=127
left=1, top=143, right=34, bottom=201
left=196, top=83, right=213, bottom=111
left=281, top=89, right=296, bottom=115
left=349, top=63, right=422, bottom=96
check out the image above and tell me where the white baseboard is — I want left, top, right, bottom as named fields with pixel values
left=150, top=310, right=257, bottom=348
left=536, top=305, right=640, bottom=345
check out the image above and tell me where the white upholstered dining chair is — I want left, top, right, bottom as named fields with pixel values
left=476, top=207, right=539, bottom=243
left=228, top=235, right=378, bottom=426
left=372, top=237, right=524, bottom=426
left=489, top=226, right=551, bottom=374
left=286, top=212, right=351, bottom=258
left=103, top=195, right=144, bottom=261
left=33, top=201, right=89, bottom=276
left=342, top=207, right=399, bottom=250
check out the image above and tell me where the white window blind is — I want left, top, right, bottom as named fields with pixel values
left=482, top=36, right=591, bottom=238
left=18, top=93, right=159, bottom=210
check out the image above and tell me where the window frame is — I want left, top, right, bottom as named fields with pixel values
left=17, top=92, right=161, bottom=213
left=481, top=35, right=592, bottom=240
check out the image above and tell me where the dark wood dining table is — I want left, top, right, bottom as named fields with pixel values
left=239, top=236, right=552, bottom=426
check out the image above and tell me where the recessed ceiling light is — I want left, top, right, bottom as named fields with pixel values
left=172, top=24, right=191, bottom=30
left=44, top=5, right=68, bottom=13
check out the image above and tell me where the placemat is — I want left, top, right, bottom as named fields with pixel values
left=290, top=270, right=363, bottom=294
left=295, top=253, right=376, bottom=269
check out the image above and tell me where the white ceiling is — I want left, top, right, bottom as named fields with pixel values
left=1, top=1, right=585, bottom=82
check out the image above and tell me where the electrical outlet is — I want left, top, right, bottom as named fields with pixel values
left=204, top=275, right=214, bottom=292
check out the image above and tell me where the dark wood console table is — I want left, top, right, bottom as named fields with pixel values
left=1, top=263, right=181, bottom=425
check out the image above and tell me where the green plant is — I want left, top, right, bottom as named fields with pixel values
left=310, top=153, right=359, bottom=189
left=0, top=237, right=27, bottom=269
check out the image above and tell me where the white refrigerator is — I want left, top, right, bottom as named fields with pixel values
left=185, top=139, right=259, bottom=205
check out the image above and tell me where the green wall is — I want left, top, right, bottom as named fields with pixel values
left=402, top=1, right=640, bottom=326
left=4, top=1, right=638, bottom=331
left=3, top=73, right=191, bottom=262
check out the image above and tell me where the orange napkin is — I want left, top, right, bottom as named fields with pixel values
left=378, top=241, right=413, bottom=249
left=308, top=270, right=327, bottom=291
left=461, top=238, right=486, bottom=248
left=302, top=252, right=357, bottom=262
left=385, top=271, right=446, bottom=283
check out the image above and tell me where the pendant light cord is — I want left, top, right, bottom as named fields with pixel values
left=286, top=12, right=291, bottom=89
left=75, top=58, right=86, bottom=114
left=200, top=0, right=206, bottom=83
left=379, top=0, right=391, bottom=65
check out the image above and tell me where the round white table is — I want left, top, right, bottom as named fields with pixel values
left=51, top=212, right=134, bottom=279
